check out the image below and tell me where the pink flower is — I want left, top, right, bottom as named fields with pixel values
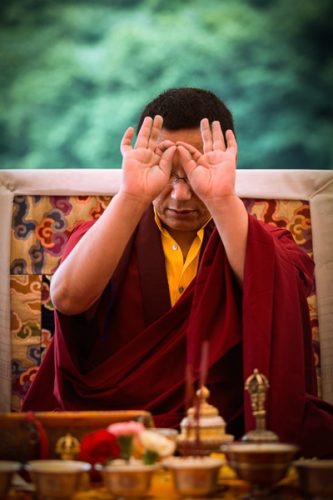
left=107, top=421, right=145, bottom=461
left=107, top=421, right=144, bottom=437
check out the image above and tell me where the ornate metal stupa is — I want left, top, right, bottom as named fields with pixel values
left=177, top=386, right=234, bottom=455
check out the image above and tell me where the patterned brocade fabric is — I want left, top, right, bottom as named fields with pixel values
left=9, top=195, right=320, bottom=411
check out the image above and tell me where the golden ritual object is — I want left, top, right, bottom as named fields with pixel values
left=223, top=369, right=298, bottom=497
left=55, top=433, right=81, bottom=460
left=242, top=368, right=279, bottom=442
left=177, top=386, right=234, bottom=455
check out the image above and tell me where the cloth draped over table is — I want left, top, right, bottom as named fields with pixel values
left=22, top=206, right=333, bottom=458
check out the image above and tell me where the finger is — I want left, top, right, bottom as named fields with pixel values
left=177, top=145, right=198, bottom=177
left=200, top=118, right=213, bottom=154
left=135, top=116, right=154, bottom=149
left=225, top=129, right=238, bottom=156
left=212, top=121, right=226, bottom=151
left=176, top=142, right=202, bottom=162
left=155, top=139, right=175, bottom=156
left=120, top=127, right=135, bottom=155
left=158, top=139, right=175, bottom=149
left=159, top=145, right=176, bottom=173
left=148, top=115, right=163, bottom=149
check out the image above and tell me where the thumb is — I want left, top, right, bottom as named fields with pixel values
left=159, top=145, right=176, bottom=173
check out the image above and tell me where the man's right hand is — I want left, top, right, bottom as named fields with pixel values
left=51, top=115, right=176, bottom=315
left=120, top=115, right=176, bottom=203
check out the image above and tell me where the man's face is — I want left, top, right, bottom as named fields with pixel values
left=153, top=127, right=211, bottom=235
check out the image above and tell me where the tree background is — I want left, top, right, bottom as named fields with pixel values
left=1, top=0, right=332, bottom=169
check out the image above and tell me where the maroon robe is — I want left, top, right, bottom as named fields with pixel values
left=22, top=207, right=333, bottom=457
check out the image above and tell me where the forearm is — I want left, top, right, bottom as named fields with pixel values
left=50, top=192, right=150, bottom=315
left=205, top=195, right=248, bottom=283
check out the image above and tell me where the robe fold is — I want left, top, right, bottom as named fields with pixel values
left=22, top=206, right=333, bottom=457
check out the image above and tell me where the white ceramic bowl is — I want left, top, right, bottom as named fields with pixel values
left=25, top=459, right=91, bottom=499
left=0, top=461, right=21, bottom=498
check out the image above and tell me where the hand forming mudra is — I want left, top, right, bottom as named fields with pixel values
left=120, top=115, right=176, bottom=203
left=176, top=118, right=238, bottom=203
left=120, top=114, right=238, bottom=205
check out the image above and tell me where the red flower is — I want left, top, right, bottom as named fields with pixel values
left=79, top=429, right=120, bottom=465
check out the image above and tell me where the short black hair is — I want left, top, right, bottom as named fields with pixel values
left=137, top=87, right=234, bottom=133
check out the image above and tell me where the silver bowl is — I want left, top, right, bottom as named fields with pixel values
left=294, top=459, right=333, bottom=498
left=25, top=459, right=91, bottom=499
left=224, top=442, right=298, bottom=497
left=163, top=456, right=223, bottom=497
left=96, top=462, right=159, bottom=498
left=0, top=461, right=21, bottom=498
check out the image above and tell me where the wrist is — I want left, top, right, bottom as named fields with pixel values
left=115, top=190, right=152, bottom=211
left=203, top=192, right=239, bottom=212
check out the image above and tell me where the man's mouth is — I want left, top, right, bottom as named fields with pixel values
left=167, top=208, right=196, bottom=218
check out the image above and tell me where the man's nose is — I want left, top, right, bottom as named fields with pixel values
left=170, top=178, right=192, bottom=201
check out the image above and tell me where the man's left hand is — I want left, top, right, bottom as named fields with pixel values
left=176, top=118, right=238, bottom=205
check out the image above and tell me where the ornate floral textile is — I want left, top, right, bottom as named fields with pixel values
left=10, top=195, right=319, bottom=412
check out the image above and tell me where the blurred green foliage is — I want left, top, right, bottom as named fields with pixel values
left=1, top=0, right=332, bottom=169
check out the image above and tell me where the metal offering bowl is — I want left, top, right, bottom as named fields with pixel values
left=25, top=459, right=91, bottom=499
left=294, top=459, right=333, bottom=498
left=96, top=462, right=159, bottom=498
left=0, top=461, right=21, bottom=498
left=224, top=442, right=298, bottom=497
left=163, top=456, right=224, bottom=497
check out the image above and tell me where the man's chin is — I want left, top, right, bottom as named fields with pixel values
left=164, top=220, right=201, bottom=233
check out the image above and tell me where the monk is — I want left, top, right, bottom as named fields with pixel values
left=22, top=88, right=333, bottom=457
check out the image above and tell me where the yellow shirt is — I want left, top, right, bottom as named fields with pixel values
left=154, top=212, right=207, bottom=306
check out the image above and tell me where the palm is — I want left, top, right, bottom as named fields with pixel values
left=178, top=120, right=238, bottom=202
left=123, top=147, right=169, bottom=198
left=120, top=116, right=175, bottom=202
left=189, top=149, right=236, bottom=200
